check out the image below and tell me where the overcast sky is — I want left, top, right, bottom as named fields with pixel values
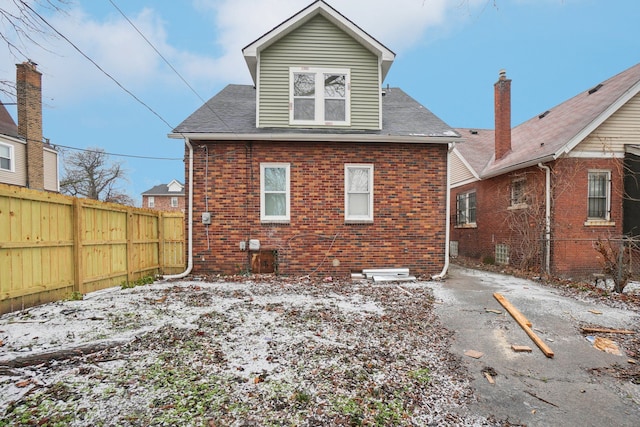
left=1, top=0, right=639, bottom=204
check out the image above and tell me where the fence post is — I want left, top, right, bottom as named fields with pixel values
left=126, top=207, right=134, bottom=285
left=73, top=198, right=84, bottom=294
left=158, top=212, right=165, bottom=275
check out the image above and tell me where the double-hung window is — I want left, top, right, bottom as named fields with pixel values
left=456, top=191, right=476, bottom=226
left=290, top=67, right=350, bottom=125
left=345, top=164, right=373, bottom=222
left=0, top=143, right=13, bottom=172
left=511, top=178, right=527, bottom=207
left=587, top=170, right=611, bottom=220
left=261, top=163, right=290, bottom=222
left=171, top=197, right=179, bottom=208
left=148, top=197, right=155, bottom=208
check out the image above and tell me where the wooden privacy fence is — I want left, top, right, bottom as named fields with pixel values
left=0, top=184, right=185, bottom=314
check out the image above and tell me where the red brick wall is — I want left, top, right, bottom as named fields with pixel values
left=185, top=140, right=448, bottom=277
left=551, top=157, right=624, bottom=278
left=142, top=195, right=185, bottom=212
left=450, top=157, right=625, bottom=279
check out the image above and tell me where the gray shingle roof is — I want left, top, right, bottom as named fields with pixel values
left=141, top=182, right=185, bottom=196
left=455, top=62, right=640, bottom=178
left=172, top=84, right=458, bottom=140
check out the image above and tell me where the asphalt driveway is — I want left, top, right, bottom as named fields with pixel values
left=429, top=264, right=640, bottom=426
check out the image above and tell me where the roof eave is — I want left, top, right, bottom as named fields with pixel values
left=480, top=154, right=558, bottom=179
left=168, top=132, right=458, bottom=144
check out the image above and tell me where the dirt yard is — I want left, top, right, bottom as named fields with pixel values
left=1, top=266, right=638, bottom=426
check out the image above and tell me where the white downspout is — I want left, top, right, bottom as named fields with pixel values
left=163, top=137, right=194, bottom=280
left=538, top=162, right=551, bottom=275
left=432, top=142, right=454, bottom=280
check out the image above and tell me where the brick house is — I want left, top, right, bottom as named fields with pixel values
left=450, top=64, right=640, bottom=279
left=0, top=62, right=58, bottom=192
left=141, top=179, right=185, bottom=212
left=170, top=1, right=459, bottom=277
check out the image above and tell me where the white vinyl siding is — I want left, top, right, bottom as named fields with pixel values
left=345, top=164, right=373, bottom=222
left=574, top=93, right=640, bottom=155
left=43, top=148, right=58, bottom=192
left=0, top=139, right=26, bottom=186
left=450, top=151, right=476, bottom=187
left=258, top=15, right=380, bottom=129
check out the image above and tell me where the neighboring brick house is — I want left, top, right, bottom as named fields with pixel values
left=170, top=1, right=459, bottom=277
left=450, top=64, right=640, bottom=279
left=0, top=62, right=58, bottom=192
left=141, top=179, right=185, bottom=212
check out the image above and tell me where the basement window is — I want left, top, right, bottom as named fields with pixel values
left=290, top=67, right=350, bottom=126
left=0, top=142, right=14, bottom=172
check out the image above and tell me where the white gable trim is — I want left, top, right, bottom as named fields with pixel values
left=451, top=146, right=480, bottom=180
left=558, top=80, right=640, bottom=157
left=242, top=0, right=395, bottom=85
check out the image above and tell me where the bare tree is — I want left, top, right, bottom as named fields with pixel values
left=60, top=147, right=134, bottom=205
left=0, top=0, right=67, bottom=97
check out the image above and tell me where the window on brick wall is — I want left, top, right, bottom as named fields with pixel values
left=456, top=191, right=476, bottom=226
left=587, top=170, right=611, bottom=220
left=261, top=163, right=290, bottom=222
left=345, top=164, right=373, bottom=222
left=0, top=142, right=14, bottom=172
left=148, top=196, right=155, bottom=208
left=290, top=67, right=350, bottom=126
left=171, top=197, right=178, bottom=208
left=511, top=178, right=527, bottom=207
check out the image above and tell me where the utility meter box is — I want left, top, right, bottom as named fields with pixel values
left=202, top=212, right=211, bottom=225
left=249, top=239, right=260, bottom=251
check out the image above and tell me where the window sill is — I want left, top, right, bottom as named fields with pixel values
left=584, top=220, right=615, bottom=227
left=260, top=220, right=290, bottom=225
left=455, top=224, right=477, bottom=229
left=508, top=204, right=529, bottom=210
left=345, top=220, right=373, bottom=225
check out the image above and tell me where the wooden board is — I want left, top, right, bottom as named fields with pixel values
left=581, top=327, right=635, bottom=335
left=493, top=293, right=554, bottom=358
left=493, top=293, right=532, bottom=327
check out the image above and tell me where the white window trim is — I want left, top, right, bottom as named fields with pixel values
left=289, top=67, right=351, bottom=126
left=585, top=169, right=613, bottom=225
left=171, top=197, right=179, bottom=208
left=345, top=163, right=374, bottom=223
left=0, top=142, right=14, bottom=172
left=148, top=196, right=155, bottom=208
left=260, top=163, right=291, bottom=223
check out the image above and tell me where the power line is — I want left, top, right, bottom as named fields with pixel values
left=108, top=0, right=233, bottom=132
left=23, top=1, right=177, bottom=131
left=55, top=143, right=183, bottom=160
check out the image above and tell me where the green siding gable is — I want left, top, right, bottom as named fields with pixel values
left=258, top=15, right=381, bottom=129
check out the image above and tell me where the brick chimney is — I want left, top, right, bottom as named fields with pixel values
left=494, top=69, right=511, bottom=161
left=16, top=61, right=44, bottom=190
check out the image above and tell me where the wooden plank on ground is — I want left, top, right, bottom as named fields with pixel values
left=493, top=293, right=555, bottom=358
left=581, top=327, right=635, bottom=335
left=493, top=293, right=532, bottom=327
left=511, top=345, right=533, bottom=352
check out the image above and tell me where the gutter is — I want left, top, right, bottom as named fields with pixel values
left=432, top=142, right=454, bottom=280
left=162, top=137, right=194, bottom=280
left=167, top=132, right=459, bottom=145
left=538, top=162, right=551, bottom=274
